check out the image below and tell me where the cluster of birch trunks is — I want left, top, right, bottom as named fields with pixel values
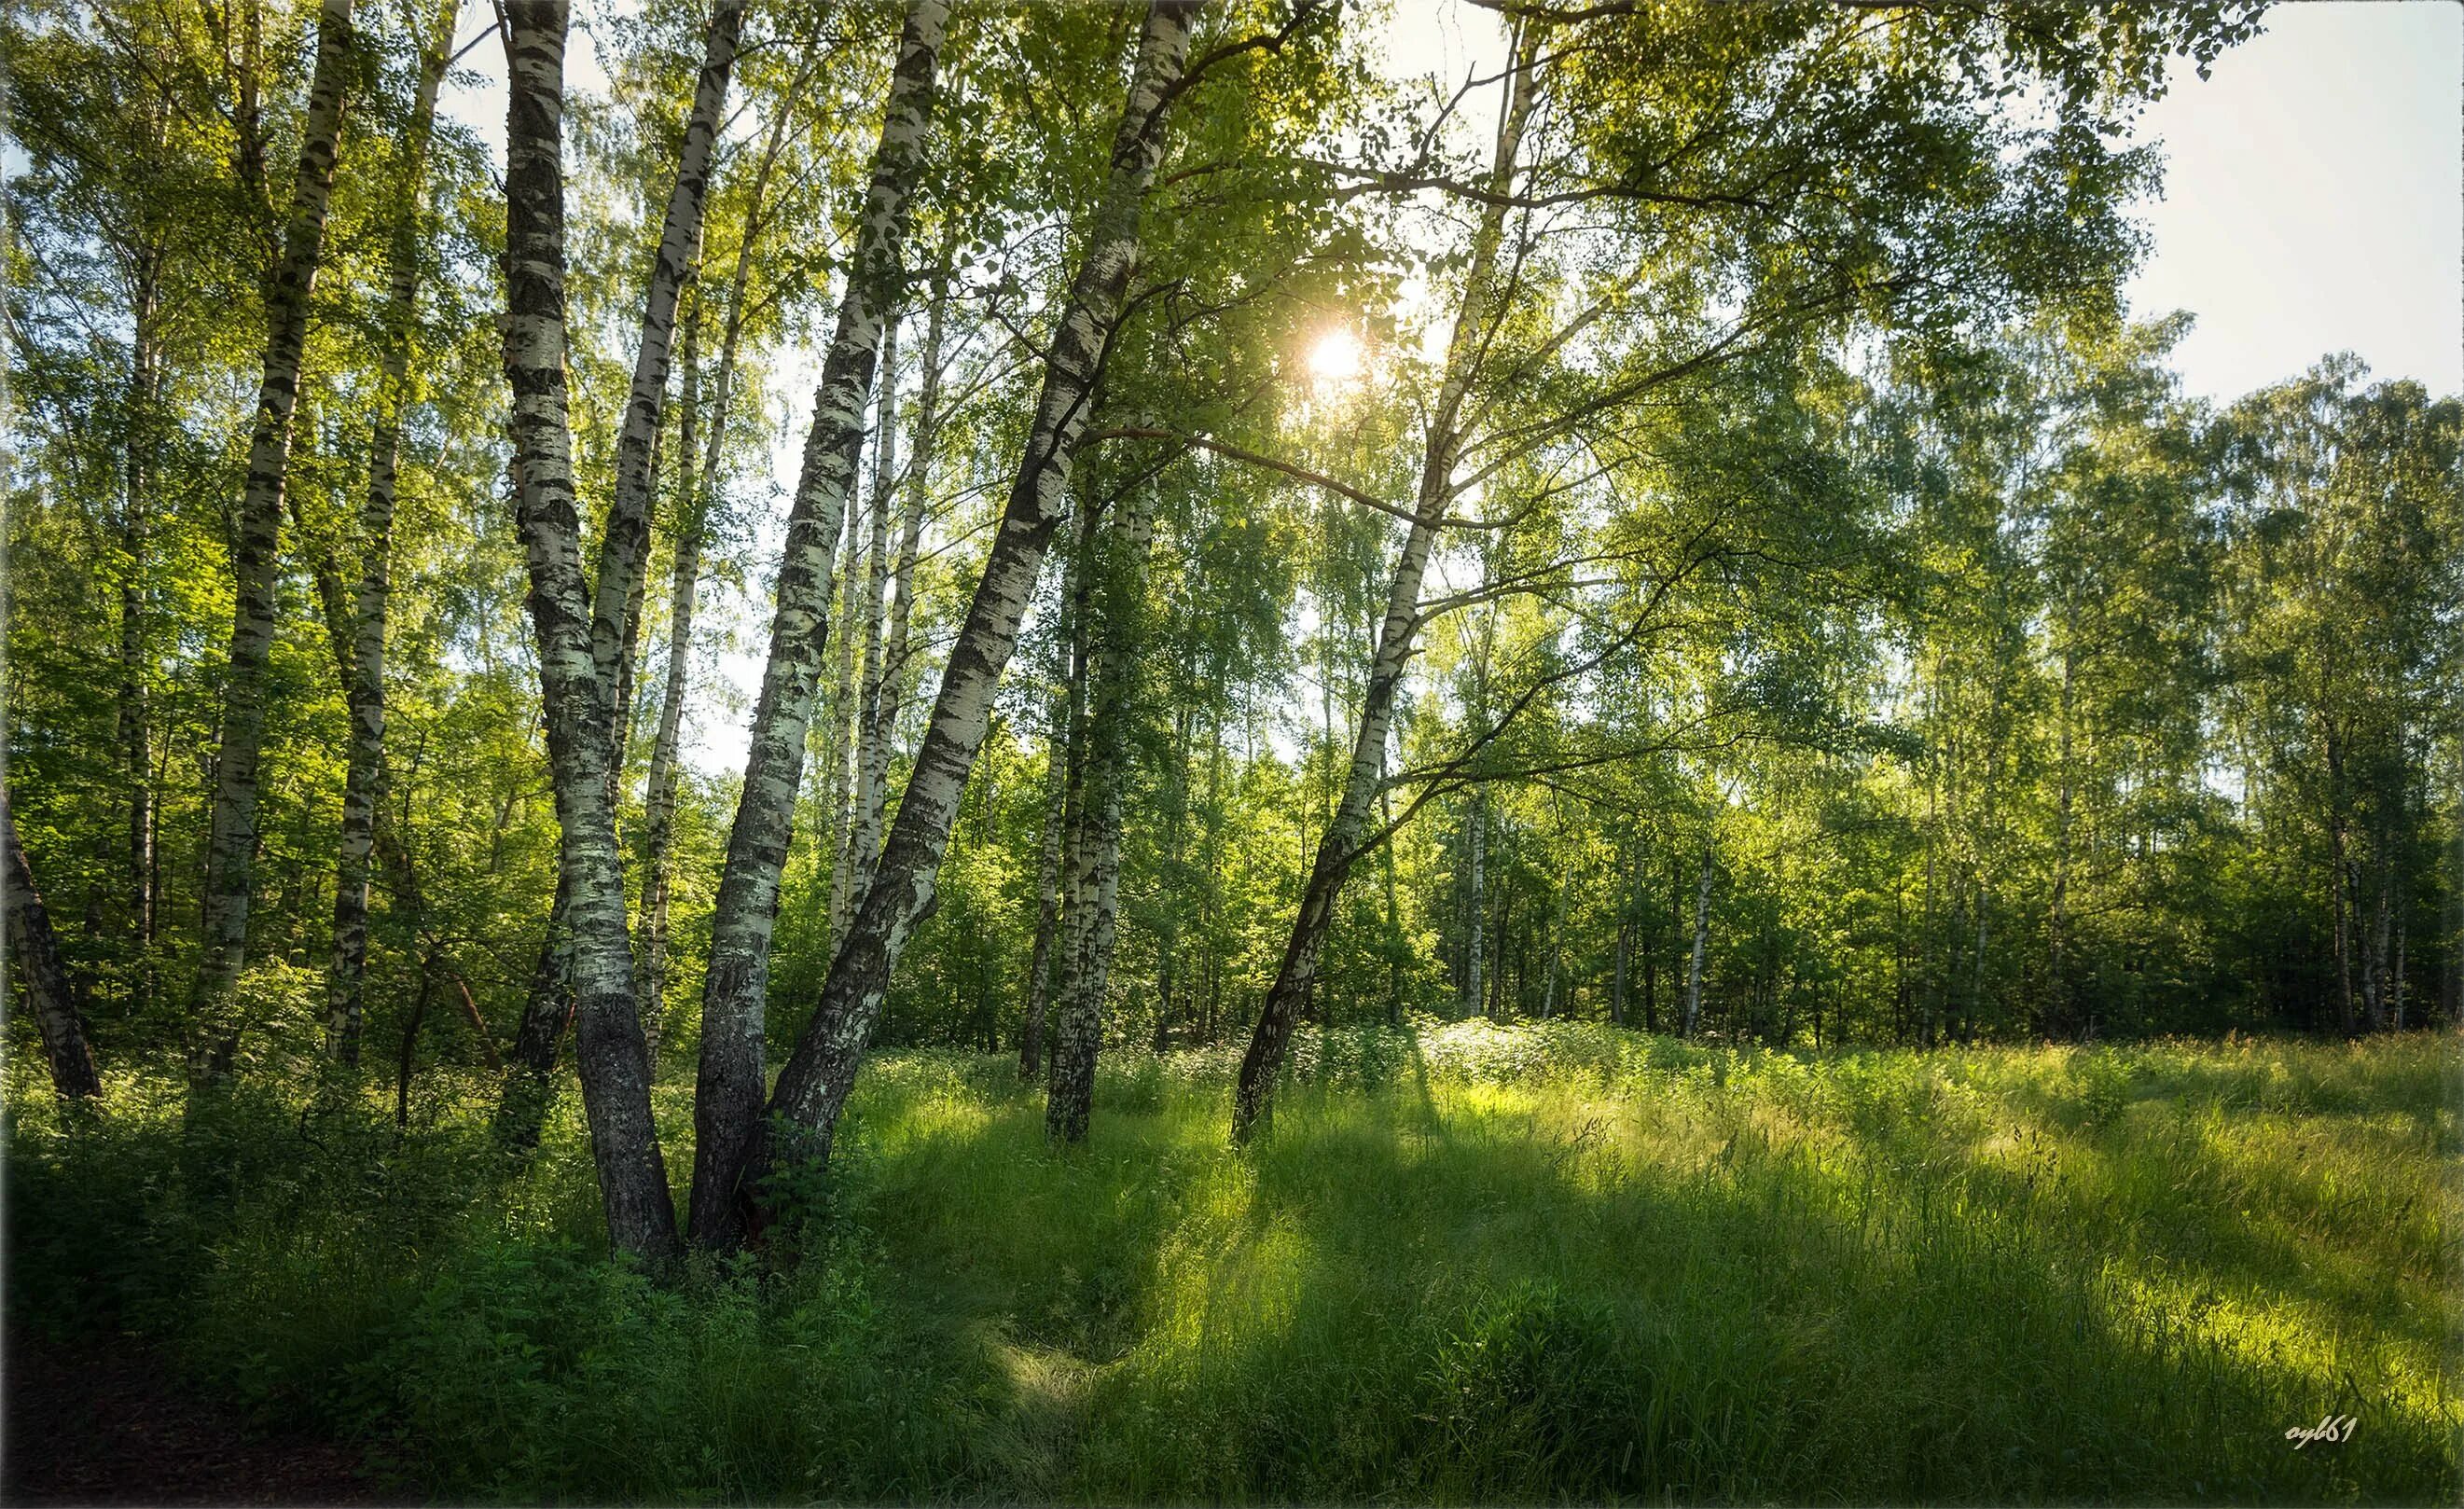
left=23, top=0, right=2421, bottom=1268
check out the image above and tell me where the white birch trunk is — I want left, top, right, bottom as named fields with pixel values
left=1232, top=17, right=1545, bottom=1138
left=327, top=0, right=458, bottom=1066
left=1683, top=847, right=1712, bottom=1039
left=745, top=0, right=1199, bottom=1219
left=1045, top=486, right=1156, bottom=1142
left=687, top=0, right=950, bottom=1248
left=192, top=0, right=356, bottom=1074
left=841, top=317, right=903, bottom=909
left=501, top=0, right=680, bottom=1260
left=637, top=309, right=703, bottom=1067
left=6, top=808, right=104, bottom=1098
left=587, top=0, right=744, bottom=718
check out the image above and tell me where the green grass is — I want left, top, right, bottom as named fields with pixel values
left=8, top=1024, right=2458, bottom=1503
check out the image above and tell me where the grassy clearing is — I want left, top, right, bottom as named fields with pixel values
left=7, top=1025, right=2458, bottom=1503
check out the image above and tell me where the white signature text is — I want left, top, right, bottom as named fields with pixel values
left=2284, top=1415, right=2358, bottom=1448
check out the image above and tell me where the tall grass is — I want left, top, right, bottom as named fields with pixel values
left=7, top=1024, right=2457, bottom=1502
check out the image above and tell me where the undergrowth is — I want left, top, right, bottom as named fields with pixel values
left=7, top=1023, right=2457, bottom=1503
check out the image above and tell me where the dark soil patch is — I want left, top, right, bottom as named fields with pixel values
left=2, top=1334, right=408, bottom=1506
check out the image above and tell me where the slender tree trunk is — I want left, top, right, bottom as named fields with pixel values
left=2048, top=642, right=2074, bottom=1038
left=120, top=283, right=159, bottom=1010
left=638, top=312, right=703, bottom=1070
left=741, top=1, right=1197, bottom=1225
left=1047, top=486, right=1156, bottom=1142
left=1610, top=915, right=1628, bottom=1027
left=587, top=0, right=743, bottom=727
left=395, top=953, right=435, bottom=1128
left=1463, top=793, right=1487, bottom=1018
left=1020, top=695, right=1069, bottom=1078
left=1682, top=847, right=1711, bottom=1039
left=1540, top=849, right=1566, bottom=1019
left=819, top=501, right=865, bottom=943
left=501, top=0, right=679, bottom=1261
left=6, top=810, right=104, bottom=1098
left=687, top=0, right=950, bottom=1249
left=842, top=319, right=903, bottom=907
left=192, top=0, right=356, bottom=1074
left=1490, top=880, right=1513, bottom=1020
left=876, top=251, right=950, bottom=774
left=1232, top=17, right=1543, bottom=1139
left=1380, top=779, right=1403, bottom=1026
left=1970, top=882, right=1989, bottom=1044
left=326, top=0, right=458, bottom=1066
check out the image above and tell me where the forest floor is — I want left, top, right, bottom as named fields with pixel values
left=3, top=1333, right=397, bottom=1505
left=5, top=1024, right=2456, bottom=1504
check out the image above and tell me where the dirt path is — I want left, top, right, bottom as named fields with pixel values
left=3, top=1334, right=406, bottom=1506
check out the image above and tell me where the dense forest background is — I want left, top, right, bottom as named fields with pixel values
left=6, top=3, right=2460, bottom=1501
left=6, top=0, right=2457, bottom=1190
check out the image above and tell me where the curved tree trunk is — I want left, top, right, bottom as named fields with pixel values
left=641, top=92, right=797, bottom=1073
left=819, top=505, right=865, bottom=945
left=876, top=251, right=950, bottom=786
left=6, top=809, right=104, bottom=1098
left=191, top=0, right=355, bottom=1076
left=327, top=0, right=459, bottom=1067
left=687, top=0, right=951, bottom=1250
left=741, top=0, right=1200, bottom=1231
left=501, top=0, right=679, bottom=1261
left=1229, top=16, right=1543, bottom=1141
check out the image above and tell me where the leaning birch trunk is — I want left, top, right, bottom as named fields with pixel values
left=6, top=809, right=104, bottom=1098
left=818, top=500, right=866, bottom=944
left=1682, top=846, right=1712, bottom=1038
left=876, top=253, right=949, bottom=763
left=842, top=321, right=904, bottom=907
left=741, top=0, right=1200, bottom=1229
left=637, top=312, right=703, bottom=1067
left=587, top=0, right=743, bottom=720
left=191, top=0, right=355, bottom=1074
left=1230, top=17, right=1543, bottom=1140
left=327, top=0, right=458, bottom=1066
left=685, top=0, right=950, bottom=1249
left=501, top=0, right=679, bottom=1260
left=1046, top=486, right=1156, bottom=1143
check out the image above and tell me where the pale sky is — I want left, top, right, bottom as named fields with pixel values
left=2125, top=1, right=2462, bottom=404
left=1381, top=0, right=2463, bottom=405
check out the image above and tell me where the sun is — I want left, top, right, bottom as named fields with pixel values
left=1308, top=326, right=1363, bottom=384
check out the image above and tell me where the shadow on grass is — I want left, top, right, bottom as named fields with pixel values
left=7, top=1035, right=2455, bottom=1504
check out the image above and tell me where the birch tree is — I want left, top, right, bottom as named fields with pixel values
left=739, top=0, right=1206, bottom=1226
left=1046, top=483, right=1157, bottom=1142
left=500, top=0, right=679, bottom=1260
left=7, top=808, right=104, bottom=1098
left=688, top=0, right=952, bottom=1248
left=1231, top=16, right=1546, bottom=1137
left=190, top=0, right=356, bottom=1075
left=325, top=0, right=461, bottom=1066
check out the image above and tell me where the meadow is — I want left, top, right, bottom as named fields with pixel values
left=7, top=1025, right=2457, bottom=1504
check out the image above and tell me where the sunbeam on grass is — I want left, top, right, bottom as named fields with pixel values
left=8, top=1025, right=2457, bottom=1503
